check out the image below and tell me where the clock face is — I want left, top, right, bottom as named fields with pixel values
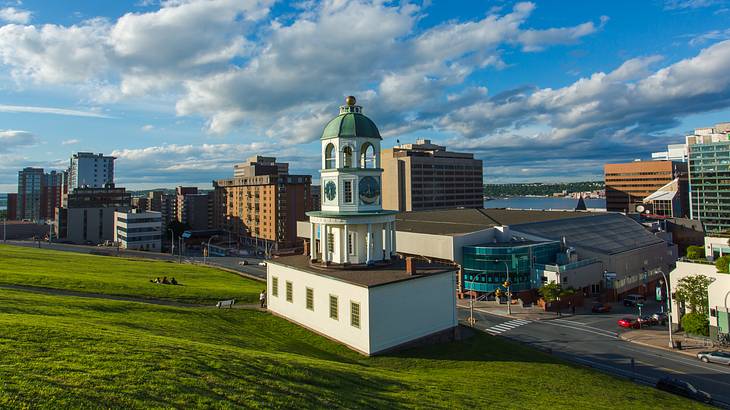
left=359, top=176, right=380, bottom=204
left=324, top=180, right=337, bottom=201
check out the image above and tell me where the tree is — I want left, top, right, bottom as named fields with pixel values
left=168, top=220, right=189, bottom=239
left=539, top=281, right=562, bottom=303
left=674, top=274, right=712, bottom=318
left=716, top=256, right=730, bottom=274
left=681, top=312, right=709, bottom=336
left=686, top=245, right=706, bottom=260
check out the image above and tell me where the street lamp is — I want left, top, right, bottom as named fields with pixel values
left=659, top=271, right=675, bottom=349
left=491, top=259, right=512, bottom=315
left=467, top=272, right=488, bottom=326
left=204, top=235, right=218, bottom=265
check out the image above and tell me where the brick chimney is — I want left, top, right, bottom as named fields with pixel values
left=405, top=257, right=417, bottom=276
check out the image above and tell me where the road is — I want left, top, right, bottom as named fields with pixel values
left=459, top=305, right=730, bottom=407
left=2, top=240, right=267, bottom=280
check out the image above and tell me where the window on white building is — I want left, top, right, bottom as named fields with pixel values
left=348, top=232, right=356, bottom=255
left=351, top=301, right=360, bottom=329
left=306, top=287, right=314, bottom=311
left=272, top=277, right=279, bottom=297
left=344, top=180, right=353, bottom=203
left=327, top=232, right=334, bottom=252
left=329, top=295, right=338, bottom=320
left=286, top=281, right=293, bottom=302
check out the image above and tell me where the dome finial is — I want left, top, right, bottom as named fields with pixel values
left=345, top=95, right=356, bottom=106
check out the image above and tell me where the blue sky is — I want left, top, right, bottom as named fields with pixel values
left=1, top=0, right=730, bottom=192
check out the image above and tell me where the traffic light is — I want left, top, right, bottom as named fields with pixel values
left=503, top=281, right=511, bottom=288
left=495, top=289, right=503, bottom=297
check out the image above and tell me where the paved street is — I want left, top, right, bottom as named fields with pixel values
left=3, top=240, right=267, bottom=281
left=459, top=304, right=730, bottom=407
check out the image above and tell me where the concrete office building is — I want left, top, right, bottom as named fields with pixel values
left=114, top=210, right=162, bottom=251
left=213, top=156, right=312, bottom=250
left=652, top=144, right=688, bottom=162
left=310, top=185, right=321, bottom=211
left=17, top=167, right=44, bottom=221
left=56, top=185, right=131, bottom=244
left=687, top=123, right=730, bottom=233
left=68, top=152, right=115, bottom=190
left=604, top=160, right=688, bottom=215
left=175, top=186, right=211, bottom=231
left=269, top=96, right=457, bottom=356
left=381, top=139, right=483, bottom=212
left=146, top=191, right=176, bottom=234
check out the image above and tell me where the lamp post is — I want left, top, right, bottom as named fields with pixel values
left=492, top=259, right=512, bottom=315
left=467, top=272, right=488, bottom=327
left=167, top=228, right=175, bottom=256
left=659, top=271, right=675, bottom=349
left=204, top=235, right=217, bottom=265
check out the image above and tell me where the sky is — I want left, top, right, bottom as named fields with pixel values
left=1, top=0, right=730, bottom=192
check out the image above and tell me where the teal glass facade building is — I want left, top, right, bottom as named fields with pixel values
left=462, top=241, right=561, bottom=293
left=689, top=140, right=730, bottom=233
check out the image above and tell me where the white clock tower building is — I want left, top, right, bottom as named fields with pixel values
left=307, top=96, right=397, bottom=265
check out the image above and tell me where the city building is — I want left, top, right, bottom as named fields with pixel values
left=687, top=123, right=730, bottom=233
left=131, top=196, right=149, bottom=212
left=604, top=160, right=688, bottom=215
left=176, top=186, right=211, bottom=231
left=17, top=167, right=44, bottom=221
left=41, top=170, right=66, bottom=220
left=68, top=152, right=115, bottom=190
left=212, top=156, right=311, bottom=250
left=5, top=193, right=17, bottom=220
left=641, top=178, right=685, bottom=218
left=146, top=190, right=176, bottom=235
left=114, top=210, right=162, bottom=251
left=55, top=185, right=131, bottom=244
left=299, top=208, right=676, bottom=301
left=652, top=144, right=688, bottom=162
left=310, top=185, right=321, bottom=211
left=269, top=96, right=457, bottom=356
left=380, top=139, right=483, bottom=211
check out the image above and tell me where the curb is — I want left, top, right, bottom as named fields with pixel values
left=618, top=333, right=700, bottom=358
left=459, top=304, right=578, bottom=321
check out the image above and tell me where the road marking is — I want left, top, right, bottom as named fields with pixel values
left=485, top=319, right=532, bottom=335
left=538, top=320, right=619, bottom=338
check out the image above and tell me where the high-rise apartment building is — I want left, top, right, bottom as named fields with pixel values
left=6, top=193, right=17, bottom=220
left=175, top=186, right=211, bottom=231
left=17, top=167, right=44, bottom=221
left=55, top=185, right=131, bottom=244
left=68, top=152, right=115, bottom=189
left=213, top=156, right=312, bottom=249
left=687, top=122, right=730, bottom=232
left=146, top=190, right=176, bottom=234
left=380, top=139, right=483, bottom=211
left=604, top=160, right=688, bottom=214
left=41, top=170, right=66, bottom=220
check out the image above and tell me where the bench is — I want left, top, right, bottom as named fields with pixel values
left=216, top=299, right=235, bottom=309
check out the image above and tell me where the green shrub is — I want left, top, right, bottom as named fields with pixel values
left=681, top=312, right=709, bottom=336
left=686, top=245, right=706, bottom=260
left=716, top=256, right=730, bottom=274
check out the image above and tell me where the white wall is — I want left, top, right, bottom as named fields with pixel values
left=368, top=271, right=457, bottom=354
left=669, top=261, right=719, bottom=325
left=395, top=231, right=455, bottom=261
left=267, top=262, right=371, bottom=354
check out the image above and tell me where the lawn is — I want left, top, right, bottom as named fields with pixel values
left=0, top=244, right=262, bottom=304
left=0, top=289, right=704, bottom=409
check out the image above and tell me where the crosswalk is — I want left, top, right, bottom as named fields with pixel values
left=485, top=319, right=531, bottom=335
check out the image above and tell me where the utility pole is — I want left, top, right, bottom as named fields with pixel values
left=178, top=236, right=183, bottom=264
left=660, top=271, right=675, bottom=348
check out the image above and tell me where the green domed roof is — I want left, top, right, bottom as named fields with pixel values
left=321, top=112, right=381, bottom=140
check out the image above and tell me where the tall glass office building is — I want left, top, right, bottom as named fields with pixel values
left=687, top=126, right=730, bottom=233
left=462, top=241, right=561, bottom=293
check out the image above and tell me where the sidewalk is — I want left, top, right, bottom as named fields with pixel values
left=619, top=328, right=713, bottom=357
left=458, top=299, right=578, bottom=321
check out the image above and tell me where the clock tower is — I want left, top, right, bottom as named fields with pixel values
left=307, top=96, right=397, bottom=265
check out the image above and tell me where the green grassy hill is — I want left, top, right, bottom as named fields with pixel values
left=0, top=245, right=704, bottom=408
left=0, top=245, right=261, bottom=304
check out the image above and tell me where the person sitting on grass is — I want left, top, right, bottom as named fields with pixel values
left=162, top=276, right=170, bottom=285
left=152, top=277, right=161, bottom=284
left=171, top=277, right=178, bottom=285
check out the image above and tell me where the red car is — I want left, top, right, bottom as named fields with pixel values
left=618, top=317, right=640, bottom=329
left=592, top=303, right=612, bottom=313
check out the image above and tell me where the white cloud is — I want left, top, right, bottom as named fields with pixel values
left=688, top=28, right=730, bottom=46
left=0, top=129, right=38, bottom=151
left=141, top=124, right=154, bottom=131
left=61, top=139, right=79, bottom=145
left=665, top=0, right=724, bottom=10
left=0, top=7, right=31, bottom=24
left=0, top=104, right=112, bottom=118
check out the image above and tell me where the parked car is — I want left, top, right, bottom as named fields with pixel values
left=238, top=260, right=249, bottom=266
left=592, top=303, right=612, bottom=313
left=652, top=312, right=668, bottom=326
left=617, top=317, right=640, bottom=329
left=656, top=377, right=712, bottom=403
left=697, top=351, right=730, bottom=365
left=637, top=315, right=656, bottom=326
left=258, top=261, right=267, bottom=267
left=623, top=294, right=646, bottom=307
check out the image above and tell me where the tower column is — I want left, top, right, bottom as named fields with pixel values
left=366, top=223, right=372, bottom=263
left=390, top=221, right=396, bottom=258
left=309, top=222, right=315, bottom=260
left=384, top=222, right=391, bottom=259
left=343, top=223, right=349, bottom=264
left=321, top=224, right=328, bottom=263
